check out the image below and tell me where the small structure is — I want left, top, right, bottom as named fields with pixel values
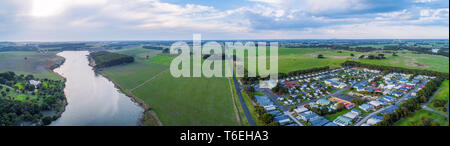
left=359, top=104, right=374, bottom=112
left=369, top=101, right=383, bottom=108
left=333, top=116, right=353, bottom=126
left=316, top=99, right=331, bottom=106
left=343, top=112, right=359, bottom=120
left=29, top=80, right=41, bottom=87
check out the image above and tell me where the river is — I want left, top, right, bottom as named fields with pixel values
left=50, top=51, right=144, bottom=126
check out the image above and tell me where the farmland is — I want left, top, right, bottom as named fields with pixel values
left=0, top=51, right=64, bottom=80
left=242, top=48, right=448, bottom=74
left=100, top=48, right=239, bottom=126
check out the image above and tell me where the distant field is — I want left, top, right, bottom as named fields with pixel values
left=394, top=109, right=449, bottom=126
left=273, top=49, right=448, bottom=73
left=101, top=48, right=239, bottom=126
left=0, top=51, right=64, bottom=80
left=354, top=50, right=449, bottom=73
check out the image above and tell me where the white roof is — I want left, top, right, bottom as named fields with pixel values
left=367, top=118, right=382, bottom=125
left=343, top=112, right=359, bottom=119
left=294, top=107, right=309, bottom=113
left=369, top=101, right=383, bottom=106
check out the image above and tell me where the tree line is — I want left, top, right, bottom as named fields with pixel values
left=89, top=51, right=135, bottom=69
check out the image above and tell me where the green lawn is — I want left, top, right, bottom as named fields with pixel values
left=429, top=80, right=449, bottom=115
left=394, top=109, right=449, bottom=126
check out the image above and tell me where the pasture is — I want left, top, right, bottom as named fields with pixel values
left=0, top=51, right=64, bottom=80
left=100, top=48, right=240, bottom=126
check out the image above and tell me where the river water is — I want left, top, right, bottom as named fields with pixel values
left=50, top=51, right=144, bottom=126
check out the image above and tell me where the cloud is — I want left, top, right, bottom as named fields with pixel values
left=0, top=0, right=448, bottom=41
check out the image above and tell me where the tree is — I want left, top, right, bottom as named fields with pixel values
left=352, top=99, right=363, bottom=106
left=317, top=54, right=325, bottom=59
left=337, top=103, right=346, bottom=111
left=42, top=116, right=53, bottom=125
left=259, top=113, right=274, bottom=124
left=350, top=53, right=355, bottom=57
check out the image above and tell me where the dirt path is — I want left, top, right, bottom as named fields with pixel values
left=128, top=69, right=169, bottom=92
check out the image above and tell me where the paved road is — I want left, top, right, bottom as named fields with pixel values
left=227, top=56, right=256, bottom=126
left=232, top=75, right=257, bottom=126
left=422, top=85, right=449, bottom=118
left=285, top=111, right=305, bottom=126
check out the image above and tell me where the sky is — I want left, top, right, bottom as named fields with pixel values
left=0, top=0, right=448, bottom=41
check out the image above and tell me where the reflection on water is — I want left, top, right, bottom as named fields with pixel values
left=51, top=51, right=143, bottom=126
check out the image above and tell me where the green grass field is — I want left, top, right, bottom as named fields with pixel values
left=429, top=80, right=449, bottom=115
left=243, top=48, right=448, bottom=74
left=0, top=51, right=64, bottom=80
left=100, top=48, right=239, bottom=126
left=394, top=109, right=449, bottom=126
left=131, top=73, right=238, bottom=126
left=353, top=50, right=449, bottom=73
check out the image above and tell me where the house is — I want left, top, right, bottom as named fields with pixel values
left=298, top=111, right=319, bottom=121
left=29, top=80, right=41, bottom=87
left=259, top=80, right=277, bottom=89
left=264, top=105, right=277, bottom=111
left=392, top=91, right=403, bottom=97
left=359, top=104, right=374, bottom=112
left=367, top=115, right=383, bottom=125
left=351, top=109, right=362, bottom=115
left=309, top=103, right=319, bottom=108
left=274, top=115, right=291, bottom=125
left=294, top=107, right=308, bottom=114
left=316, top=99, right=331, bottom=106
left=309, top=116, right=330, bottom=126
left=323, top=122, right=339, bottom=126
left=333, top=116, right=353, bottom=126
left=343, top=112, right=359, bottom=120
left=383, top=95, right=396, bottom=102
left=369, top=101, right=383, bottom=108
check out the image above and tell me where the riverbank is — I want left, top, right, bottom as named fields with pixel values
left=88, top=54, right=163, bottom=126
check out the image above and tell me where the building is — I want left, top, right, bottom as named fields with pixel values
left=343, top=112, right=359, bottom=120
left=359, top=104, right=374, bottom=112
left=369, top=101, right=383, bottom=108
left=294, top=107, right=308, bottom=114
left=298, top=111, right=318, bottom=121
left=316, top=99, right=331, bottom=106
left=351, top=109, right=362, bottom=115
left=29, top=80, right=41, bottom=87
left=309, top=116, right=330, bottom=126
left=323, top=122, right=339, bottom=126
left=333, top=116, right=353, bottom=126
left=383, top=95, right=396, bottom=102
